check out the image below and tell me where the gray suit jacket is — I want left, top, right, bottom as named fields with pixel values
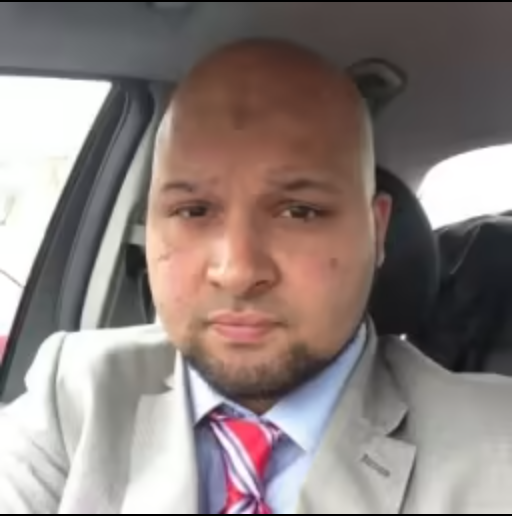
left=1, top=323, right=512, bottom=514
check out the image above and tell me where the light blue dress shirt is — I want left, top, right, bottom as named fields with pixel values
left=186, top=324, right=366, bottom=514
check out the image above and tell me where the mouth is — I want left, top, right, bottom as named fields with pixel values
left=207, top=311, right=281, bottom=343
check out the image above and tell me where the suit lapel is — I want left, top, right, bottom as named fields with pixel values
left=121, top=354, right=199, bottom=514
left=296, top=326, right=416, bottom=514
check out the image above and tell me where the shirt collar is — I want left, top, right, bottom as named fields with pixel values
left=187, top=362, right=227, bottom=424
left=186, top=323, right=367, bottom=453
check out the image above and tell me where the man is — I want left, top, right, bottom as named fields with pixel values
left=1, top=39, right=512, bottom=514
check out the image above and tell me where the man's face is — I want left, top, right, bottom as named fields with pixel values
left=146, top=71, right=391, bottom=404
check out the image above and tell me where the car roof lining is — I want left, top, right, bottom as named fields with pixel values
left=1, top=2, right=512, bottom=188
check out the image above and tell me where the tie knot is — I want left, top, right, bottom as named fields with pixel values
left=209, top=410, right=281, bottom=481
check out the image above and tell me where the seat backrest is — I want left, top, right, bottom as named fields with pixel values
left=414, top=214, right=512, bottom=373
left=369, top=167, right=440, bottom=339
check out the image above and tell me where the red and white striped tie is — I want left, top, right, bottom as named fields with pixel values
left=209, top=411, right=281, bottom=514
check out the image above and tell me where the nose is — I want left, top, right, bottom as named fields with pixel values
left=207, top=216, right=279, bottom=298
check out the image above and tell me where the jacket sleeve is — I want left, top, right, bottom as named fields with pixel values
left=0, top=332, right=68, bottom=514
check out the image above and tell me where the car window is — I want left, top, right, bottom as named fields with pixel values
left=419, top=144, right=512, bottom=229
left=0, top=76, right=110, bottom=363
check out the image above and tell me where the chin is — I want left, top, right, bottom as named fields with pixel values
left=192, top=348, right=282, bottom=381
left=215, top=348, right=278, bottom=371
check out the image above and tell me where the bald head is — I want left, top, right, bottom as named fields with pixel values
left=156, top=39, right=375, bottom=195
left=147, top=39, right=390, bottom=413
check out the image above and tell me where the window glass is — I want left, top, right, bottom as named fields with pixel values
left=419, top=144, right=512, bottom=229
left=0, top=76, right=110, bottom=361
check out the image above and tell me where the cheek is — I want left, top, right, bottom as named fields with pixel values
left=283, top=249, right=373, bottom=342
left=147, top=234, right=204, bottom=314
left=284, top=254, right=344, bottom=300
left=284, top=247, right=369, bottom=304
left=291, top=253, right=348, bottom=280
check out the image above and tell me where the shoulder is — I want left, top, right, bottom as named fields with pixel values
left=56, top=324, right=176, bottom=391
left=381, top=335, right=512, bottom=432
left=17, top=325, right=177, bottom=447
left=22, top=324, right=176, bottom=408
left=57, top=324, right=173, bottom=369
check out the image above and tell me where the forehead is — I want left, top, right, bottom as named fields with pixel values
left=153, top=51, right=367, bottom=185
left=156, top=102, right=362, bottom=183
left=152, top=140, right=365, bottom=207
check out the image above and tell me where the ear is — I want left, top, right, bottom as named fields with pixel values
left=373, top=192, right=393, bottom=268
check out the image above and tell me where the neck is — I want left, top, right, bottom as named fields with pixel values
left=236, top=397, right=278, bottom=416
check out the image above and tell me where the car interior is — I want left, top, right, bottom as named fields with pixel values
left=1, top=2, right=512, bottom=403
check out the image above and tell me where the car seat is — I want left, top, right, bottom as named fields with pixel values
left=369, top=167, right=440, bottom=340
left=414, top=214, right=512, bottom=373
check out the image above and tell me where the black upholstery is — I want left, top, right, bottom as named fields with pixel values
left=414, top=214, right=512, bottom=372
left=369, top=167, right=440, bottom=337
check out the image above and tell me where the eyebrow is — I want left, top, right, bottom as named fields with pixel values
left=156, top=177, right=340, bottom=196
left=268, top=177, right=340, bottom=195
left=157, top=180, right=199, bottom=195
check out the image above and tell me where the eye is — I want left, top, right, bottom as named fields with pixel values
left=172, top=204, right=211, bottom=219
left=281, top=205, right=324, bottom=221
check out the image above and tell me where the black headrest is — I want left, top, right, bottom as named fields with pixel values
left=369, top=167, right=440, bottom=337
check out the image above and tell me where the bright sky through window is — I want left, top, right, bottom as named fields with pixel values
left=420, top=144, right=512, bottom=229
